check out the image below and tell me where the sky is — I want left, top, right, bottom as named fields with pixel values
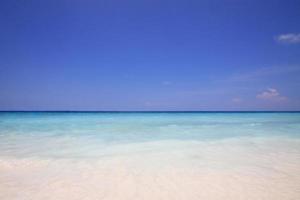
left=0, top=0, right=300, bottom=111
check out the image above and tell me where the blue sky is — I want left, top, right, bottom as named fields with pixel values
left=0, top=0, right=300, bottom=111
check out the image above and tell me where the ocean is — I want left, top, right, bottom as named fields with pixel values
left=0, top=112, right=299, bottom=199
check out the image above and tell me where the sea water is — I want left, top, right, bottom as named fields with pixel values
left=0, top=112, right=299, bottom=199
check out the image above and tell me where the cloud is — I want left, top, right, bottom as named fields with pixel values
left=275, top=33, right=300, bottom=44
left=256, top=88, right=287, bottom=101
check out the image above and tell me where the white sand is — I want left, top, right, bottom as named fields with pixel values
left=1, top=138, right=300, bottom=200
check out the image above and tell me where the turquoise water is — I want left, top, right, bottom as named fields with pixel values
left=0, top=112, right=299, bottom=158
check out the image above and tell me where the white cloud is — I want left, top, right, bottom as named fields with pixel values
left=256, top=88, right=287, bottom=101
left=275, top=33, right=300, bottom=44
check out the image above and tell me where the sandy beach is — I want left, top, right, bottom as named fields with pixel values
left=1, top=138, right=299, bottom=200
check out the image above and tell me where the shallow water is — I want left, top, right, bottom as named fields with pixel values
left=0, top=112, right=300, bottom=199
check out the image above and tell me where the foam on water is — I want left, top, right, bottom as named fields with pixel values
left=0, top=112, right=300, bottom=199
